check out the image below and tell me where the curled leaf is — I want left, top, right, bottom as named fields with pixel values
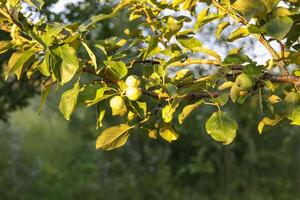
left=159, top=125, right=179, bottom=143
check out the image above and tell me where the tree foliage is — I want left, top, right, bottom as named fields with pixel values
left=0, top=0, right=300, bottom=150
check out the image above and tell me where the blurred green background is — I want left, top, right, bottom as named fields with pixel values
left=0, top=1, right=300, bottom=200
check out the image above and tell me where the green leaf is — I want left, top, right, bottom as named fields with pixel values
left=5, top=50, right=35, bottom=80
left=77, top=84, right=103, bottom=105
left=261, top=0, right=280, bottom=12
left=196, top=46, right=221, bottom=62
left=214, top=93, right=230, bottom=106
left=97, top=104, right=106, bottom=128
left=285, top=92, right=300, bottom=117
left=159, top=125, right=179, bottom=143
left=290, top=106, right=300, bottom=126
left=205, top=111, right=238, bottom=145
left=183, top=0, right=193, bottom=10
left=216, top=21, right=230, bottom=39
left=52, top=44, right=79, bottom=85
left=178, top=100, right=203, bottom=124
left=223, top=54, right=251, bottom=65
left=194, top=7, right=223, bottom=30
left=164, top=17, right=183, bottom=40
left=82, top=41, right=98, bottom=70
left=104, top=60, right=128, bottom=79
left=46, top=23, right=65, bottom=35
left=164, top=83, right=178, bottom=98
left=96, top=124, right=133, bottom=150
left=143, top=36, right=161, bottom=59
left=173, top=0, right=185, bottom=7
left=6, top=0, right=19, bottom=8
left=227, top=27, right=250, bottom=42
left=218, top=81, right=234, bottom=91
left=177, top=36, right=202, bottom=51
left=59, top=81, right=81, bottom=121
left=262, top=16, right=294, bottom=40
left=232, top=0, right=266, bottom=19
left=113, top=0, right=132, bottom=13
left=95, top=44, right=107, bottom=55
left=0, top=41, right=11, bottom=54
left=38, top=50, right=52, bottom=76
left=258, top=114, right=284, bottom=134
left=136, top=101, right=147, bottom=118
left=273, top=7, right=293, bottom=17
left=162, top=104, right=176, bottom=123
left=24, top=0, right=44, bottom=9
left=85, top=86, right=113, bottom=107
left=79, top=13, right=115, bottom=32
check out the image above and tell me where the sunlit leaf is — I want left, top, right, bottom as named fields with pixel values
left=96, top=124, right=133, bottom=150
left=227, top=27, right=250, bottom=42
left=162, top=104, right=177, bottom=123
left=104, top=60, right=128, bottom=79
left=262, top=16, right=294, bottom=40
left=216, top=21, right=230, bottom=39
left=52, top=44, right=79, bottom=85
left=59, top=81, right=81, bottom=121
left=159, top=125, right=179, bottom=143
left=5, top=50, right=35, bottom=80
left=178, top=100, right=203, bottom=124
left=205, top=111, right=238, bottom=145
left=82, top=41, right=98, bottom=70
left=290, top=106, right=300, bottom=126
left=258, top=114, right=285, bottom=134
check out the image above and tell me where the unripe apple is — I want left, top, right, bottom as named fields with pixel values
left=235, top=73, right=253, bottom=90
left=109, top=96, right=125, bottom=110
left=126, top=87, right=142, bottom=101
left=125, top=75, right=141, bottom=87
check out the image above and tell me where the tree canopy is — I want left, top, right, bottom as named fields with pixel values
left=0, top=0, right=300, bottom=150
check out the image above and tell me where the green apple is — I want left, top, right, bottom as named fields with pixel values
left=126, top=87, right=142, bottom=101
left=235, top=73, right=253, bottom=90
left=109, top=96, right=125, bottom=110
left=125, top=75, right=141, bottom=87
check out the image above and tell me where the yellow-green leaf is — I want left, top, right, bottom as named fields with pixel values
left=162, top=104, right=176, bottom=123
left=104, top=60, right=128, bottom=79
left=96, top=124, right=133, bottom=150
left=218, top=81, right=234, bottom=91
left=227, top=27, right=250, bottom=42
left=38, top=50, right=52, bottom=76
left=59, top=81, right=81, bottom=121
left=205, top=111, right=238, bottom=145
left=258, top=114, right=285, bottom=134
left=290, top=106, right=300, bottom=126
left=178, top=100, right=203, bottom=124
left=216, top=21, right=230, bottom=39
left=82, top=41, right=98, bottom=70
left=232, top=0, right=266, bottom=19
left=159, top=125, right=179, bottom=143
left=52, top=44, right=79, bottom=85
left=262, top=16, right=294, bottom=40
left=5, top=50, right=35, bottom=80
left=268, top=95, right=282, bottom=104
left=24, top=0, right=44, bottom=9
left=0, top=41, right=11, bottom=54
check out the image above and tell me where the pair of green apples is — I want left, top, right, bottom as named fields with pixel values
left=109, top=75, right=142, bottom=110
